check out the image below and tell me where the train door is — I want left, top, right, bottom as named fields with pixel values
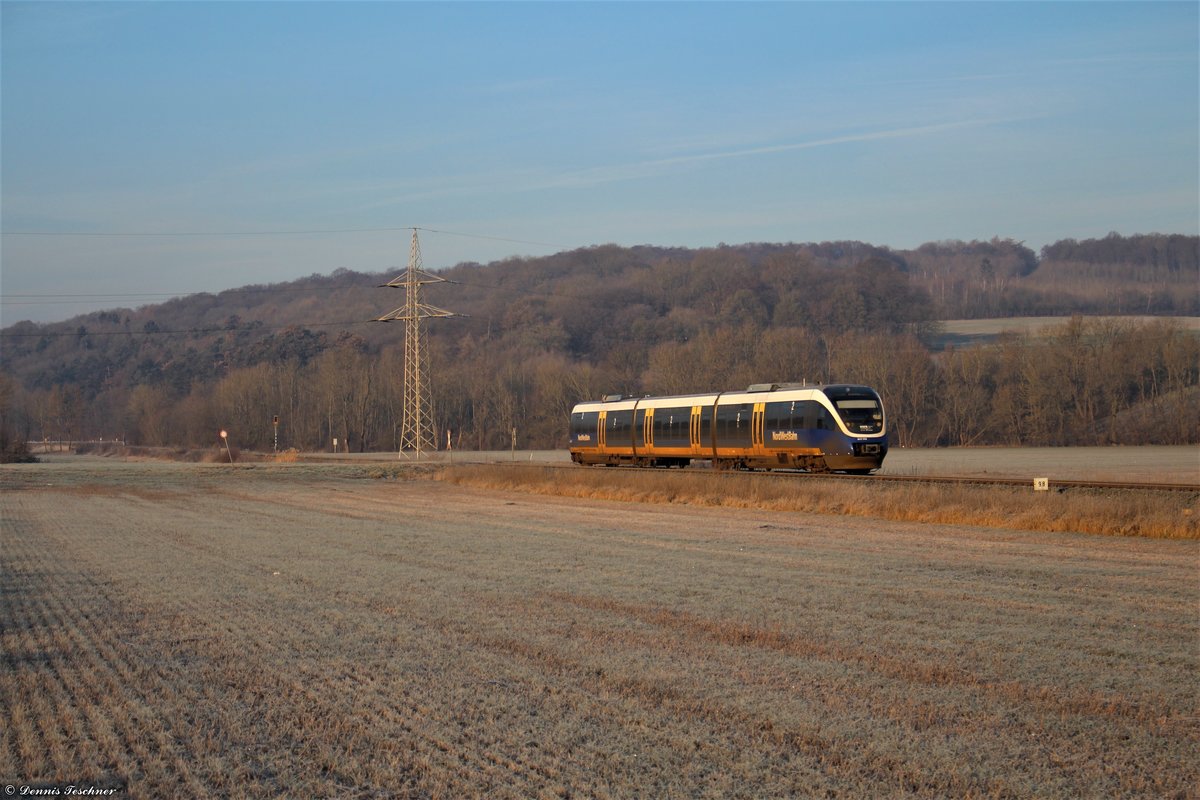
left=690, top=406, right=702, bottom=453
left=751, top=403, right=766, bottom=451
left=597, top=411, right=607, bottom=448
left=643, top=408, right=654, bottom=449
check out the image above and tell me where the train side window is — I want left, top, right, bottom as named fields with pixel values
left=796, top=401, right=827, bottom=430
left=571, top=411, right=599, bottom=440
left=794, top=400, right=815, bottom=430
left=650, top=406, right=690, bottom=447
left=764, top=401, right=791, bottom=431
left=608, top=410, right=633, bottom=439
left=715, top=404, right=753, bottom=447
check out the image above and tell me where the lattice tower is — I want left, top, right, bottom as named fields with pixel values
left=375, top=230, right=456, bottom=458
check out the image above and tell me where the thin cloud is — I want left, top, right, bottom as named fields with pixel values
left=533, top=117, right=1021, bottom=191
left=353, top=116, right=1026, bottom=212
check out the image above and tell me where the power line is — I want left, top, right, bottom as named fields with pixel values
left=0, top=319, right=376, bottom=339
left=1, top=284, right=378, bottom=304
left=417, top=227, right=564, bottom=250
left=2, top=224, right=570, bottom=309
left=2, top=262, right=597, bottom=308
left=4, top=292, right=205, bottom=298
left=1, top=224, right=566, bottom=250
left=2, top=225, right=416, bottom=237
left=1, top=272, right=595, bottom=316
left=0, top=227, right=601, bottom=332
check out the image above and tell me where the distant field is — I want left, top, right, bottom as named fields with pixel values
left=2, top=459, right=1197, bottom=798
left=932, top=315, right=1200, bottom=349
left=877, top=445, right=1199, bottom=484
left=63, top=443, right=1200, bottom=484
left=940, top=315, right=1200, bottom=337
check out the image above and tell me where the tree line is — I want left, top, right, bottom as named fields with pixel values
left=3, top=317, right=1195, bottom=455
left=1, top=233, right=1196, bottom=456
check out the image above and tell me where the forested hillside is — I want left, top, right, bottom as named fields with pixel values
left=2, top=233, right=1197, bottom=454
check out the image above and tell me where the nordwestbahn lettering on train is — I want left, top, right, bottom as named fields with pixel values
left=569, top=384, right=887, bottom=474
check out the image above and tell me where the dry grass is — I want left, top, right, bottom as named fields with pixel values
left=75, top=442, right=260, bottom=463
left=2, top=461, right=1197, bottom=798
left=438, top=464, right=1200, bottom=540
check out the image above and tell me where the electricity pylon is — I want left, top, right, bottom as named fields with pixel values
left=375, top=229, right=457, bottom=459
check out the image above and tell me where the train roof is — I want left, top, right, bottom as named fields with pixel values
left=570, top=384, right=879, bottom=413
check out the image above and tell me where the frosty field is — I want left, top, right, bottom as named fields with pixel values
left=2, top=458, right=1197, bottom=798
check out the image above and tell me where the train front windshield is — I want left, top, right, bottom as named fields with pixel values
left=833, top=396, right=883, bottom=434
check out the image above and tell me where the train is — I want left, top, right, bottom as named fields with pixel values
left=568, top=383, right=887, bottom=473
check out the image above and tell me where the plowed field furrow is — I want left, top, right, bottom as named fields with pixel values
left=2, top=501, right=214, bottom=796
left=4, top=495, right=567, bottom=795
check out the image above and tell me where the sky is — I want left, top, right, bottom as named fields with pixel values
left=2, top=1, right=1197, bottom=325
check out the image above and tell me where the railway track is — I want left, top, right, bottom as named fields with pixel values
left=771, top=470, right=1199, bottom=493
left=483, top=461, right=1200, bottom=493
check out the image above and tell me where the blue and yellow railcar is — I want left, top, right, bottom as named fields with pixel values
left=569, top=384, right=887, bottom=473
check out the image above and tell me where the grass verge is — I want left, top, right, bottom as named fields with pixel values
left=437, top=464, right=1199, bottom=539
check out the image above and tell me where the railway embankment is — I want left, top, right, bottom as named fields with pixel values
left=438, top=463, right=1199, bottom=540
